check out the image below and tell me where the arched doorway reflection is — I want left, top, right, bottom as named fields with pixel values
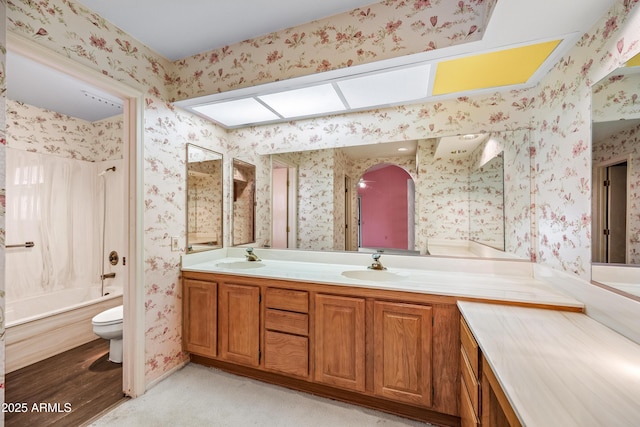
left=357, top=163, right=415, bottom=250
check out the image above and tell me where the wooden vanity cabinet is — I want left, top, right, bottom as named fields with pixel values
left=218, top=283, right=261, bottom=367
left=481, top=358, right=522, bottom=427
left=264, top=288, right=310, bottom=378
left=373, top=301, right=433, bottom=406
left=182, top=278, right=217, bottom=357
left=314, top=294, right=366, bottom=392
left=460, top=316, right=521, bottom=427
left=183, top=271, right=461, bottom=426
left=460, top=317, right=481, bottom=427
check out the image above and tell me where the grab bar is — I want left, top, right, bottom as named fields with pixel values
left=6, top=241, right=35, bottom=248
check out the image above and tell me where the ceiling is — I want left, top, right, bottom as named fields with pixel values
left=79, top=0, right=378, bottom=61
left=6, top=51, right=123, bottom=122
left=6, top=0, right=616, bottom=126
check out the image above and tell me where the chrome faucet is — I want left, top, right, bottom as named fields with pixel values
left=368, top=253, right=387, bottom=270
left=245, top=248, right=261, bottom=262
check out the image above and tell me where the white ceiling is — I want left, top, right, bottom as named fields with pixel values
left=6, top=0, right=616, bottom=124
left=79, top=0, right=378, bottom=61
left=6, top=51, right=123, bottom=122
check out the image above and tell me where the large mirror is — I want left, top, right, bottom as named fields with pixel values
left=232, top=159, right=256, bottom=246
left=187, top=144, right=223, bottom=253
left=265, top=130, right=529, bottom=260
left=591, top=54, right=640, bottom=299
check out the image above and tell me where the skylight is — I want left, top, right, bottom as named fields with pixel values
left=258, top=84, right=346, bottom=118
left=337, top=65, right=431, bottom=109
left=193, top=98, right=280, bottom=127
left=185, top=63, right=433, bottom=128
left=175, top=37, right=576, bottom=129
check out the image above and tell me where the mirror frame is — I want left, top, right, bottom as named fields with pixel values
left=186, top=143, right=224, bottom=253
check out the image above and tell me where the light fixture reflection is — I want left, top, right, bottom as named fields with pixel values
left=194, top=98, right=280, bottom=127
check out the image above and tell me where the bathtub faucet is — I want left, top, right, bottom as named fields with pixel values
left=101, top=272, right=116, bottom=280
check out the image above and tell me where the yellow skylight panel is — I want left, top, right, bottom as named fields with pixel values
left=626, top=52, right=640, bottom=67
left=432, top=40, right=561, bottom=95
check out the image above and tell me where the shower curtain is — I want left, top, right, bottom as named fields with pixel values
left=6, top=148, right=102, bottom=301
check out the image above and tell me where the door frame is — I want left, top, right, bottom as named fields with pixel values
left=344, top=175, right=353, bottom=251
left=8, top=33, right=146, bottom=397
left=271, top=156, right=298, bottom=248
left=593, top=154, right=630, bottom=264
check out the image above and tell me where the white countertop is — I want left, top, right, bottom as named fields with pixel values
left=182, top=248, right=582, bottom=309
left=458, top=301, right=640, bottom=427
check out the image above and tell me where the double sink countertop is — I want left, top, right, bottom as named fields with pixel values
left=182, top=247, right=582, bottom=309
left=183, top=248, right=640, bottom=426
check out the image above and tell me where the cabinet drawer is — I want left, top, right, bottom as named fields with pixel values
left=461, top=318, right=479, bottom=377
left=461, top=346, right=480, bottom=415
left=265, top=288, right=309, bottom=313
left=460, top=376, right=480, bottom=427
left=265, top=309, right=309, bottom=336
left=264, top=330, right=309, bottom=377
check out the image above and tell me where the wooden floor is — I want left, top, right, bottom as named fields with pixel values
left=5, top=339, right=126, bottom=427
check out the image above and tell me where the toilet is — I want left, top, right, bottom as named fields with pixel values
left=92, top=305, right=124, bottom=363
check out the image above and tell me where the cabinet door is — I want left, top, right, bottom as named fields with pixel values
left=218, top=283, right=261, bottom=367
left=264, top=330, right=309, bottom=377
left=373, top=301, right=432, bottom=406
left=314, top=294, right=365, bottom=392
left=183, top=278, right=217, bottom=357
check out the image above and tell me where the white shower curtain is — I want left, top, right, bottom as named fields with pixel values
left=6, top=148, right=102, bottom=301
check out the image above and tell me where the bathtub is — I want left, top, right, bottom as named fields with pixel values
left=5, top=285, right=123, bottom=373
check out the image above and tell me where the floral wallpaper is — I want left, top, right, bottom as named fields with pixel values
left=488, top=130, right=532, bottom=260
left=416, top=138, right=472, bottom=247
left=7, top=100, right=122, bottom=161
left=469, top=149, right=504, bottom=249
left=592, top=72, right=640, bottom=122
left=171, top=0, right=490, bottom=100
left=531, top=0, right=640, bottom=278
left=296, top=149, right=338, bottom=250
left=187, top=159, right=222, bottom=245
left=2, top=0, right=640, bottom=405
left=232, top=160, right=256, bottom=245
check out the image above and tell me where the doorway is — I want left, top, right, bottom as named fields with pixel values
left=7, top=34, right=145, bottom=400
left=271, top=157, right=297, bottom=249
left=357, top=164, right=415, bottom=250
left=594, top=158, right=628, bottom=263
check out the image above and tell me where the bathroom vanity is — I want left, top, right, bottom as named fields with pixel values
left=180, top=248, right=620, bottom=426
left=182, top=268, right=462, bottom=424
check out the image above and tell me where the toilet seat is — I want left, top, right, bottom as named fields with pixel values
left=92, top=305, right=123, bottom=326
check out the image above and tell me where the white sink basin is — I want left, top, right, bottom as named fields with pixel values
left=341, top=270, right=408, bottom=282
left=216, top=261, right=265, bottom=270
